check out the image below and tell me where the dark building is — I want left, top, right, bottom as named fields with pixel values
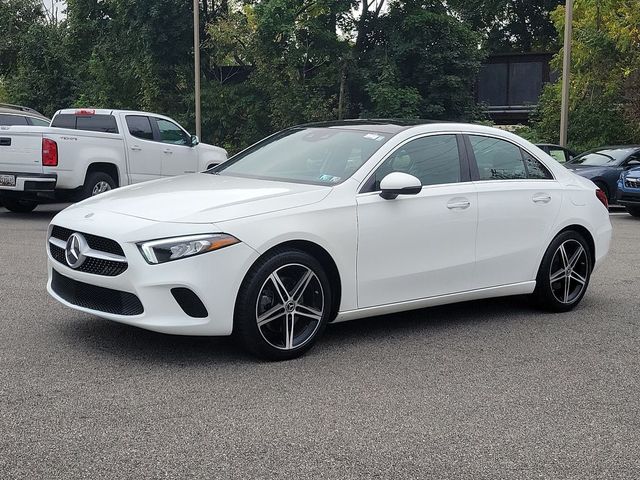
left=477, top=53, right=555, bottom=125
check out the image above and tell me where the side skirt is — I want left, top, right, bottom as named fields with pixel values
left=331, top=281, right=536, bottom=323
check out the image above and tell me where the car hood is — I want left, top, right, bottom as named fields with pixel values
left=565, top=164, right=609, bottom=176
left=70, top=174, right=332, bottom=224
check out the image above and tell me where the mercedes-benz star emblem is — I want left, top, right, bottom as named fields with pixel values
left=65, top=233, right=88, bottom=269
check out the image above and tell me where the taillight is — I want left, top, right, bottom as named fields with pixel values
left=42, top=138, right=58, bottom=166
left=75, top=109, right=95, bottom=116
left=595, top=188, right=608, bottom=209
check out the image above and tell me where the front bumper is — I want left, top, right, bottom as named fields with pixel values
left=616, top=188, right=640, bottom=206
left=46, top=208, right=260, bottom=336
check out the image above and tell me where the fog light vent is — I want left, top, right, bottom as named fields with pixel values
left=171, top=288, right=208, bottom=318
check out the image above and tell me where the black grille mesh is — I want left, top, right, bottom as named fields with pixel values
left=49, top=243, right=128, bottom=276
left=51, top=270, right=143, bottom=316
left=51, top=225, right=124, bottom=256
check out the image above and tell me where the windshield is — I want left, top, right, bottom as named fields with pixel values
left=210, top=127, right=391, bottom=185
left=569, top=148, right=637, bottom=166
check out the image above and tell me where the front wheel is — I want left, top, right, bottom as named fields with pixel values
left=234, top=249, right=332, bottom=360
left=626, top=205, right=640, bottom=217
left=1, top=198, right=38, bottom=213
left=533, top=231, right=592, bottom=312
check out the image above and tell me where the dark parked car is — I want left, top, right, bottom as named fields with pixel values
left=617, top=167, right=640, bottom=216
left=565, top=146, right=640, bottom=202
left=536, top=143, right=576, bottom=163
left=0, top=104, right=50, bottom=126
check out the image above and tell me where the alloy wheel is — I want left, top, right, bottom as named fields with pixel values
left=255, top=263, right=324, bottom=350
left=549, top=239, right=589, bottom=304
left=92, top=181, right=112, bottom=196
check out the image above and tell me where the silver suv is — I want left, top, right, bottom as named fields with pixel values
left=0, top=104, right=50, bottom=126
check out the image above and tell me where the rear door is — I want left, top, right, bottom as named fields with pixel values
left=151, top=117, right=198, bottom=177
left=123, top=114, right=164, bottom=183
left=466, top=134, right=563, bottom=288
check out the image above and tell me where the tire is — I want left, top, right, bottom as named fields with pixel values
left=2, top=198, right=38, bottom=213
left=533, top=230, right=592, bottom=312
left=234, top=248, right=332, bottom=360
left=626, top=205, right=640, bottom=217
left=82, top=172, right=116, bottom=200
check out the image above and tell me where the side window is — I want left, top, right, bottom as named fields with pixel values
left=156, top=119, right=189, bottom=146
left=469, top=135, right=526, bottom=180
left=29, top=117, right=50, bottom=127
left=0, top=114, right=29, bottom=126
left=523, top=150, right=553, bottom=179
left=126, top=115, right=154, bottom=140
left=370, top=135, right=461, bottom=190
left=548, top=148, right=567, bottom=163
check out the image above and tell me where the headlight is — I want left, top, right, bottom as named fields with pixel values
left=138, top=233, right=240, bottom=264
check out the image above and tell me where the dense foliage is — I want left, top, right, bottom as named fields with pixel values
left=1, top=0, right=637, bottom=154
left=532, top=0, right=640, bottom=152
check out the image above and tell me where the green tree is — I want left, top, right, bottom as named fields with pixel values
left=533, top=0, right=640, bottom=152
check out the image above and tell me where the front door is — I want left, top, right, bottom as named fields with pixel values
left=356, top=134, right=478, bottom=308
left=153, top=118, right=198, bottom=177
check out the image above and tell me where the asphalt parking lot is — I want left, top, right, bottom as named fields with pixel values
left=0, top=205, right=639, bottom=479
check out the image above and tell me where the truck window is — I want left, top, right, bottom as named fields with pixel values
left=50, top=114, right=76, bottom=129
left=0, top=114, right=29, bottom=126
left=156, top=119, right=190, bottom=146
left=51, top=113, right=119, bottom=133
left=126, top=115, right=154, bottom=140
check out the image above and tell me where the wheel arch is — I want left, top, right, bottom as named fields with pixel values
left=85, top=162, right=120, bottom=187
left=251, top=239, right=342, bottom=321
left=555, top=224, right=596, bottom=269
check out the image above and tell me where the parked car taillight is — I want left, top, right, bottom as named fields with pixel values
left=42, top=138, right=58, bottom=166
left=595, top=188, right=608, bottom=209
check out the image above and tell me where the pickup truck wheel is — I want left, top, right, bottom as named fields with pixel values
left=626, top=205, right=640, bottom=217
left=2, top=198, right=38, bottom=213
left=83, top=172, right=115, bottom=199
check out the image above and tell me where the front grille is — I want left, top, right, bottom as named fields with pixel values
left=51, top=270, right=143, bottom=316
left=51, top=225, right=124, bottom=256
left=49, top=225, right=128, bottom=276
left=624, top=178, right=640, bottom=189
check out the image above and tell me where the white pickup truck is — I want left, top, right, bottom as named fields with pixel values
left=0, top=108, right=227, bottom=212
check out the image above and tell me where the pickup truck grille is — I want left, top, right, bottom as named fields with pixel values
left=49, top=225, right=128, bottom=276
left=624, top=177, right=640, bottom=189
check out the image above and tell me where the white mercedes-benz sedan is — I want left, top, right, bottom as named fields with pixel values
left=47, top=121, right=612, bottom=360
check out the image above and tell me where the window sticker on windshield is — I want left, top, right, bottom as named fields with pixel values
left=364, top=133, right=384, bottom=141
left=319, top=174, right=341, bottom=183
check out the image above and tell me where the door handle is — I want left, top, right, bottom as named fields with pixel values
left=447, top=199, right=471, bottom=210
left=163, top=148, right=173, bottom=155
left=532, top=193, right=552, bottom=204
left=130, top=145, right=142, bottom=151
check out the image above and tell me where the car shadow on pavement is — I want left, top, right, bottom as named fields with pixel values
left=58, top=295, right=540, bottom=364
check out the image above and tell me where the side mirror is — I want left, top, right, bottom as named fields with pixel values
left=190, top=134, right=200, bottom=147
left=379, top=172, right=422, bottom=200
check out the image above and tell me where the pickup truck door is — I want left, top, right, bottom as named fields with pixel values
left=152, top=118, right=199, bottom=177
left=122, top=114, right=164, bottom=184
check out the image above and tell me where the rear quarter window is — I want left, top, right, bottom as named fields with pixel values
left=0, top=114, right=29, bottom=126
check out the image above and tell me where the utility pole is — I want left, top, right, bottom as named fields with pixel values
left=559, top=0, right=573, bottom=147
left=193, top=0, right=202, bottom=139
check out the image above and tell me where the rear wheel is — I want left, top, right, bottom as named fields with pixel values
left=626, top=205, right=640, bottom=217
left=234, top=249, right=332, bottom=360
left=2, top=198, right=38, bottom=213
left=82, top=172, right=115, bottom=199
left=533, top=231, right=592, bottom=312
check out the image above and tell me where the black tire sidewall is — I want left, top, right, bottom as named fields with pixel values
left=2, top=198, right=37, bottom=213
left=534, top=230, right=592, bottom=312
left=234, top=249, right=332, bottom=360
left=82, top=172, right=115, bottom=199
